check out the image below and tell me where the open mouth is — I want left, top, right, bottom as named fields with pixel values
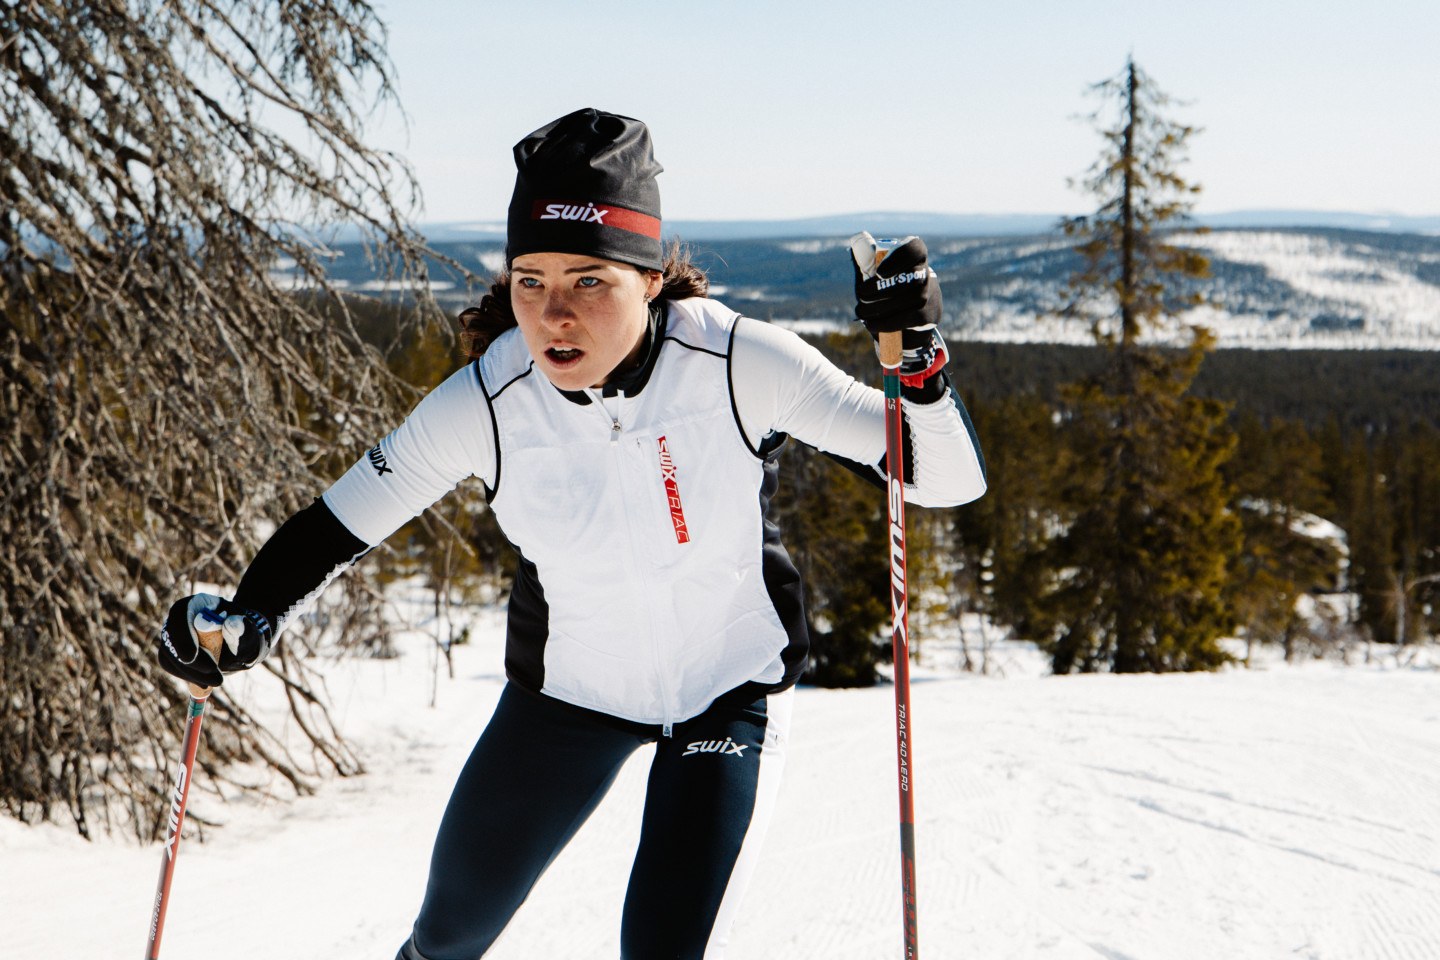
left=545, top=347, right=583, bottom=366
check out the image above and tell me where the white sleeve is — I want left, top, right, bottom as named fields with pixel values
left=730, top=317, right=986, bottom=508
left=322, top=362, right=496, bottom=546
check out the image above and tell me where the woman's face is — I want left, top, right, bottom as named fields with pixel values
left=510, top=252, right=663, bottom=391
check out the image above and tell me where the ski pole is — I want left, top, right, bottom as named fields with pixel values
left=144, top=613, right=225, bottom=960
left=853, top=231, right=921, bottom=959
left=879, top=325, right=920, bottom=960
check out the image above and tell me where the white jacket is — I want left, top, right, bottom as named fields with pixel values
left=323, top=298, right=985, bottom=729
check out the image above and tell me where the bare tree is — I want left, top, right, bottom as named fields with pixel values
left=1, top=0, right=472, bottom=838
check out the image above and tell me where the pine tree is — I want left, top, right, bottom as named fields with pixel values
left=772, top=443, right=890, bottom=687
left=1389, top=422, right=1440, bottom=646
left=1352, top=451, right=1399, bottom=644
left=952, top=394, right=1059, bottom=644
left=1224, top=416, right=1343, bottom=661
left=1030, top=59, right=1242, bottom=673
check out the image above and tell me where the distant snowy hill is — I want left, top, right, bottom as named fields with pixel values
left=303, top=220, right=1440, bottom=350
left=937, top=229, right=1440, bottom=350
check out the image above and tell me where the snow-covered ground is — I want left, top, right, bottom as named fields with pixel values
left=5, top=608, right=1438, bottom=960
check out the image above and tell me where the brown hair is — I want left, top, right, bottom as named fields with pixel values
left=457, top=240, right=710, bottom=360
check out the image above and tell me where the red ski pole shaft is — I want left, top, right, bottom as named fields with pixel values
left=144, top=627, right=223, bottom=960
left=879, top=328, right=920, bottom=959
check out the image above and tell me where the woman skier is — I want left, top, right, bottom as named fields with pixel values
left=157, top=107, right=986, bottom=959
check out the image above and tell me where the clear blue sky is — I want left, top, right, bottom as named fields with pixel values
left=369, top=0, right=1439, bottom=223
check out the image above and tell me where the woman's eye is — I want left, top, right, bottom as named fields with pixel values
left=577, top=276, right=601, bottom=288
left=518, top=277, right=540, bottom=289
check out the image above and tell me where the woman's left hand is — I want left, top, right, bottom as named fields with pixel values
left=852, top=235, right=943, bottom=334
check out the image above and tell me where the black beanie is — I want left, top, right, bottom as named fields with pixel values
left=506, top=108, right=664, bottom=271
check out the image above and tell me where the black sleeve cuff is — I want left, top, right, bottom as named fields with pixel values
left=901, top=369, right=951, bottom=405
left=233, top=497, right=370, bottom=634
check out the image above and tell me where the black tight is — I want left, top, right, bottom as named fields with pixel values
left=397, top=683, right=790, bottom=960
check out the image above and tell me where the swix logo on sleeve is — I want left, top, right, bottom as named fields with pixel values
left=656, top=436, right=691, bottom=544
left=367, top=445, right=393, bottom=477
left=532, top=199, right=662, bottom=240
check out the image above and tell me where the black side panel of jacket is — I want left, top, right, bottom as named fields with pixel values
left=757, top=457, right=810, bottom=689
left=232, top=497, right=369, bottom=633
left=503, top=548, right=550, bottom=691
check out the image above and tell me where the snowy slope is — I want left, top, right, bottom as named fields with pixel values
left=941, top=230, right=1440, bottom=350
left=1177, top=231, right=1440, bottom=349
left=4, top=611, right=1438, bottom=960
left=717, top=228, right=1440, bottom=350
left=300, top=226, right=1440, bottom=350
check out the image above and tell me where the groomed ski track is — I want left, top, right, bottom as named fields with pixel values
left=5, top=608, right=1437, bottom=959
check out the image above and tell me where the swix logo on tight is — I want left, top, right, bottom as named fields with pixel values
left=531, top=199, right=662, bottom=239
left=682, top=737, right=748, bottom=758
left=657, top=436, right=691, bottom=544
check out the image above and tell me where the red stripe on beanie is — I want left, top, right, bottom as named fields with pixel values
left=530, top=200, right=662, bottom=240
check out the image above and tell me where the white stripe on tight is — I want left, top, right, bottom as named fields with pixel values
left=703, top=687, right=795, bottom=959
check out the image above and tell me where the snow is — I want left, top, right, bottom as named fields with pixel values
left=355, top=280, right=456, bottom=293
left=5, top=609, right=1439, bottom=959
left=1174, top=232, right=1440, bottom=349
left=779, top=239, right=851, bottom=255
left=922, top=230, right=1440, bottom=351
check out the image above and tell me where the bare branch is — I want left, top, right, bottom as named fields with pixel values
left=1, top=0, right=482, bottom=838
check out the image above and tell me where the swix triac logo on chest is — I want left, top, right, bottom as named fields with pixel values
left=657, top=436, right=690, bottom=544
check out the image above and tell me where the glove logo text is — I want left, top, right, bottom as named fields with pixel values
left=874, top=268, right=930, bottom=292
left=160, top=626, right=194, bottom=665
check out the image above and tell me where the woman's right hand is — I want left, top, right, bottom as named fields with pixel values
left=157, top=594, right=273, bottom=688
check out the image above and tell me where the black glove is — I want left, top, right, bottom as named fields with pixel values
left=852, top=235, right=943, bottom=334
left=852, top=233, right=950, bottom=401
left=158, top=593, right=274, bottom=688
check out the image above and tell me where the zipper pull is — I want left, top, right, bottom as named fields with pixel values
left=662, top=723, right=673, bottom=738
left=610, top=418, right=621, bottom=443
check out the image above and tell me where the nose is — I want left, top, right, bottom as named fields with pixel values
left=541, top=288, right=577, bottom=327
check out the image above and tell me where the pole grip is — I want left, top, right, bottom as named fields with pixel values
left=879, top=329, right=904, bottom=369
left=187, top=629, right=224, bottom=701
